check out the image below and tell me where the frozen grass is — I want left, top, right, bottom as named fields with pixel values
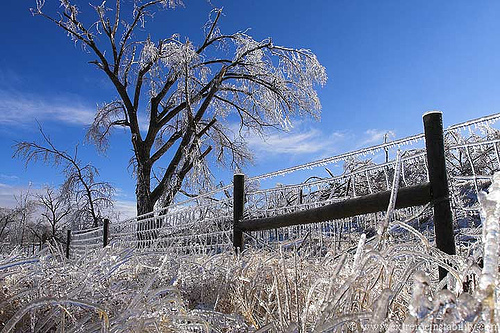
left=1, top=189, right=499, bottom=332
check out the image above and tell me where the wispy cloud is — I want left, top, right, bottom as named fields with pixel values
left=0, top=183, right=17, bottom=208
left=0, top=174, right=19, bottom=182
left=0, top=182, right=44, bottom=208
left=243, top=126, right=346, bottom=158
left=0, top=89, right=95, bottom=126
left=236, top=122, right=396, bottom=162
left=113, top=200, right=137, bottom=220
left=248, top=130, right=323, bottom=154
left=359, top=129, right=395, bottom=146
left=0, top=69, right=24, bottom=86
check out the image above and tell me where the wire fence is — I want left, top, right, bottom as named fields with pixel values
left=0, top=242, right=46, bottom=257
left=67, top=112, right=500, bottom=259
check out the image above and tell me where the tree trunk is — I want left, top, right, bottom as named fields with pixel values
left=135, top=163, right=158, bottom=247
left=136, top=182, right=154, bottom=216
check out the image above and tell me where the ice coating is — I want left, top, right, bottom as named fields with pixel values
left=409, top=270, right=432, bottom=319
left=478, top=172, right=500, bottom=291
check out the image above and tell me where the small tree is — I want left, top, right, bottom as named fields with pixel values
left=32, top=1, right=327, bottom=216
left=12, top=190, right=37, bottom=246
left=14, top=127, right=114, bottom=228
left=26, top=219, right=51, bottom=247
left=0, top=208, right=17, bottom=245
left=36, top=186, right=72, bottom=241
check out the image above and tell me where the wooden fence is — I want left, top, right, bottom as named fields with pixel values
left=64, top=111, right=479, bottom=281
left=65, top=218, right=109, bottom=259
left=233, top=111, right=455, bottom=279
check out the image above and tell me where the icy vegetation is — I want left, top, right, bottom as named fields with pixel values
left=1, top=178, right=499, bottom=333
left=2, top=116, right=500, bottom=332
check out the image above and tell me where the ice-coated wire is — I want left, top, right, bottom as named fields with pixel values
left=67, top=113, right=500, bottom=259
left=446, top=112, right=500, bottom=133
left=246, top=153, right=426, bottom=199
left=245, top=113, right=500, bottom=182
left=449, top=138, right=500, bottom=150
left=248, top=133, right=426, bottom=182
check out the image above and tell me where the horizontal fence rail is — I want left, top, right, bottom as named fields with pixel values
left=239, top=183, right=432, bottom=232
left=63, top=111, right=500, bottom=268
left=233, top=111, right=456, bottom=282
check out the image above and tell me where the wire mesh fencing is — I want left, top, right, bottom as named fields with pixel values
left=105, top=191, right=234, bottom=255
left=66, top=112, right=500, bottom=259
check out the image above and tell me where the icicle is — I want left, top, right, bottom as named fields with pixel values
left=424, top=158, right=430, bottom=182
left=494, top=142, right=500, bottom=168
left=378, top=150, right=403, bottom=236
left=366, top=171, right=373, bottom=194
left=401, top=161, right=407, bottom=186
left=477, top=172, right=500, bottom=331
left=352, top=233, right=366, bottom=273
left=456, top=293, right=481, bottom=322
left=478, top=173, right=500, bottom=291
left=432, top=288, right=457, bottom=319
left=384, top=168, right=390, bottom=191
left=351, top=175, right=357, bottom=197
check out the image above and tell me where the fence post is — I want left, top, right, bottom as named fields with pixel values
left=103, top=218, right=109, bottom=248
left=233, top=174, right=245, bottom=252
left=65, top=229, right=71, bottom=259
left=423, top=111, right=456, bottom=280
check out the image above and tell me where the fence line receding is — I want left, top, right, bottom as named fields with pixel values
left=64, top=111, right=500, bottom=267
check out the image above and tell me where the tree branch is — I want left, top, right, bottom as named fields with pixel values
left=150, top=131, right=183, bottom=163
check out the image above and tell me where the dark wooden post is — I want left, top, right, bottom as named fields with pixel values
left=233, top=174, right=245, bottom=252
left=65, top=229, right=71, bottom=259
left=103, top=218, right=109, bottom=248
left=423, top=111, right=456, bottom=280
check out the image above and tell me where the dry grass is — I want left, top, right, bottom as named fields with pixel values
left=0, top=204, right=497, bottom=332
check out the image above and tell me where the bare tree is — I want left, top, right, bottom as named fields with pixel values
left=32, top=1, right=327, bottom=216
left=14, top=127, right=114, bottom=228
left=0, top=208, right=17, bottom=242
left=35, top=186, right=72, bottom=241
left=13, top=189, right=37, bottom=245
left=26, top=219, right=50, bottom=247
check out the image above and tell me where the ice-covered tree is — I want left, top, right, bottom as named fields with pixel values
left=35, top=186, right=72, bottom=241
left=0, top=208, right=15, bottom=240
left=13, top=190, right=37, bottom=246
left=32, top=0, right=327, bottom=216
left=14, top=127, right=114, bottom=228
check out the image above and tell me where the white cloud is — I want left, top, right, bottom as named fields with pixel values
left=360, top=129, right=395, bottom=146
left=234, top=121, right=397, bottom=162
left=245, top=127, right=346, bottom=157
left=237, top=123, right=399, bottom=167
left=112, top=187, right=137, bottom=220
left=0, top=183, right=17, bottom=208
left=112, top=200, right=137, bottom=220
left=0, top=89, right=95, bottom=126
left=0, top=69, right=23, bottom=86
left=0, top=183, right=44, bottom=208
left=0, top=174, right=19, bottom=182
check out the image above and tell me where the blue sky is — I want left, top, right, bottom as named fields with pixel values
left=1, top=1, right=500, bottom=216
